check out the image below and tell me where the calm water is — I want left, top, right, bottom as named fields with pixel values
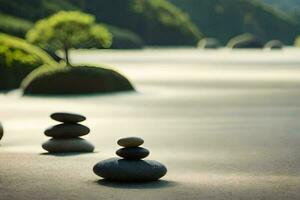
left=1, top=48, right=300, bottom=199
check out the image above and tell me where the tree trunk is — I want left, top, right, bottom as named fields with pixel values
left=64, top=46, right=71, bottom=66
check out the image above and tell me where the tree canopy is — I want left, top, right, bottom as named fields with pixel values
left=26, top=11, right=112, bottom=65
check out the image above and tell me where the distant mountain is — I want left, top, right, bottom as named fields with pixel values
left=0, top=0, right=201, bottom=46
left=170, top=0, right=300, bottom=44
left=259, top=0, right=300, bottom=13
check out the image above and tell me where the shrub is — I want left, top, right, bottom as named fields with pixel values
left=198, top=38, right=221, bottom=49
left=0, top=33, right=56, bottom=91
left=227, top=33, right=264, bottom=49
left=0, top=14, right=33, bottom=38
left=26, top=11, right=112, bottom=66
left=22, top=65, right=134, bottom=95
left=264, top=40, right=284, bottom=49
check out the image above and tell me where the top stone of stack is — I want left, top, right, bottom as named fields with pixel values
left=117, top=137, right=144, bottom=147
left=51, top=112, right=86, bottom=123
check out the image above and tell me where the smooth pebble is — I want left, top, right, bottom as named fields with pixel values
left=51, top=112, right=86, bottom=123
left=116, top=147, right=150, bottom=160
left=44, top=124, right=90, bottom=138
left=93, top=158, right=167, bottom=182
left=42, top=138, right=94, bottom=153
left=117, top=137, right=144, bottom=147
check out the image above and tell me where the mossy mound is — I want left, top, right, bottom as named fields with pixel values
left=22, top=65, right=134, bottom=95
left=198, top=38, right=221, bottom=49
left=227, top=33, right=264, bottom=49
left=0, top=33, right=56, bottom=91
left=264, top=40, right=284, bottom=50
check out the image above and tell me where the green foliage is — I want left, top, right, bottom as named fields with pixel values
left=227, top=33, right=264, bottom=48
left=0, top=33, right=56, bottom=90
left=22, top=65, right=134, bottom=95
left=295, top=36, right=300, bottom=46
left=26, top=11, right=112, bottom=65
left=170, top=0, right=300, bottom=44
left=0, top=14, right=33, bottom=38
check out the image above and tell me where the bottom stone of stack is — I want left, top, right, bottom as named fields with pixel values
left=93, top=158, right=167, bottom=182
left=42, top=138, right=94, bottom=153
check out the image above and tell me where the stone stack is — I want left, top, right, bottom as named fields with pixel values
left=93, top=137, right=167, bottom=182
left=42, top=112, right=94, bottom=153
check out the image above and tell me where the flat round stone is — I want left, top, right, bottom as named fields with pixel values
left=44, top=124, right=90, bottom=138
left=117, top=137, right=144, bottom=147
left=116, top=147, right=149, bottom=160
left=93, top=158, right=167, bottom=182
left=42, top=138, right=94, bottom=153
left=0, top=122, right=3, bottom=140
left=50, top=112, right=86, bottom=123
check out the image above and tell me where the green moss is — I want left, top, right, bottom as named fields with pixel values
left=227, top=33, right=264, bottom=48
left=22, top=65, right=134, bottom=95
left=0, top=33, right=56, bottom=91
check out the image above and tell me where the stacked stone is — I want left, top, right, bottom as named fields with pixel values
left=93, top=137, right=167, bottom=182
left=42, top=112, right=94, bottom=153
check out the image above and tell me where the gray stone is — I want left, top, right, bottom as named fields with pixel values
left=93, top=158, right=167, bottom=182
left=0, top=122, right=3, bottom=140
left=116, top=147, right=149, bottom=160
left=44, top=124, right=90, bottom=138
left=117, top=137, right=144, bottom=147
left=51, top=112, right=86, bottom=123
left=42, top=138, right=94, bottom=153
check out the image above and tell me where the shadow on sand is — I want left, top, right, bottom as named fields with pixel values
left=96, top=179, right=177, bottom=189
left=40, top=151, right=98, bottom=157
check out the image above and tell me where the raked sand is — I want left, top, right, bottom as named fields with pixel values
left=1, top=48, right=300, bottom=200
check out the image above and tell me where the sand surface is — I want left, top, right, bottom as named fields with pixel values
left=1, top=48, right=300, bottom=200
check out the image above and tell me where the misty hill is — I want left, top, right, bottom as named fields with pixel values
left=0, top=0, right=201, bottom=46
left=260, top=0, right=300, bottom=13
left=170, top=0, right=300, bottom=44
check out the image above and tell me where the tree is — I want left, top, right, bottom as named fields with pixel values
left=26, top=11, right=112, bottom=66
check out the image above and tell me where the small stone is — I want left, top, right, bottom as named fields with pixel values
left=0, top=122, right=3, bottom=140
left=116, top=147, right=149, bottom=160
left=117, top=137, right=144, bottom=147
left=50, top=112, right=86, bottom=123
left=93, top=158, right=167, bottom=182
left=44, top=124, right=90, bottom=138
left=42, top=138, right=94, bottom=153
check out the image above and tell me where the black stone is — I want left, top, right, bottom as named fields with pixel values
left=50, top=112, right=86, bottom=123
left=116, top=147, right=149, bottom=160
left=42, top=138, right=94, bottom=153
left=44, top=124, right=90, bottom=138
left=93, top=158, right=167, bottom=182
